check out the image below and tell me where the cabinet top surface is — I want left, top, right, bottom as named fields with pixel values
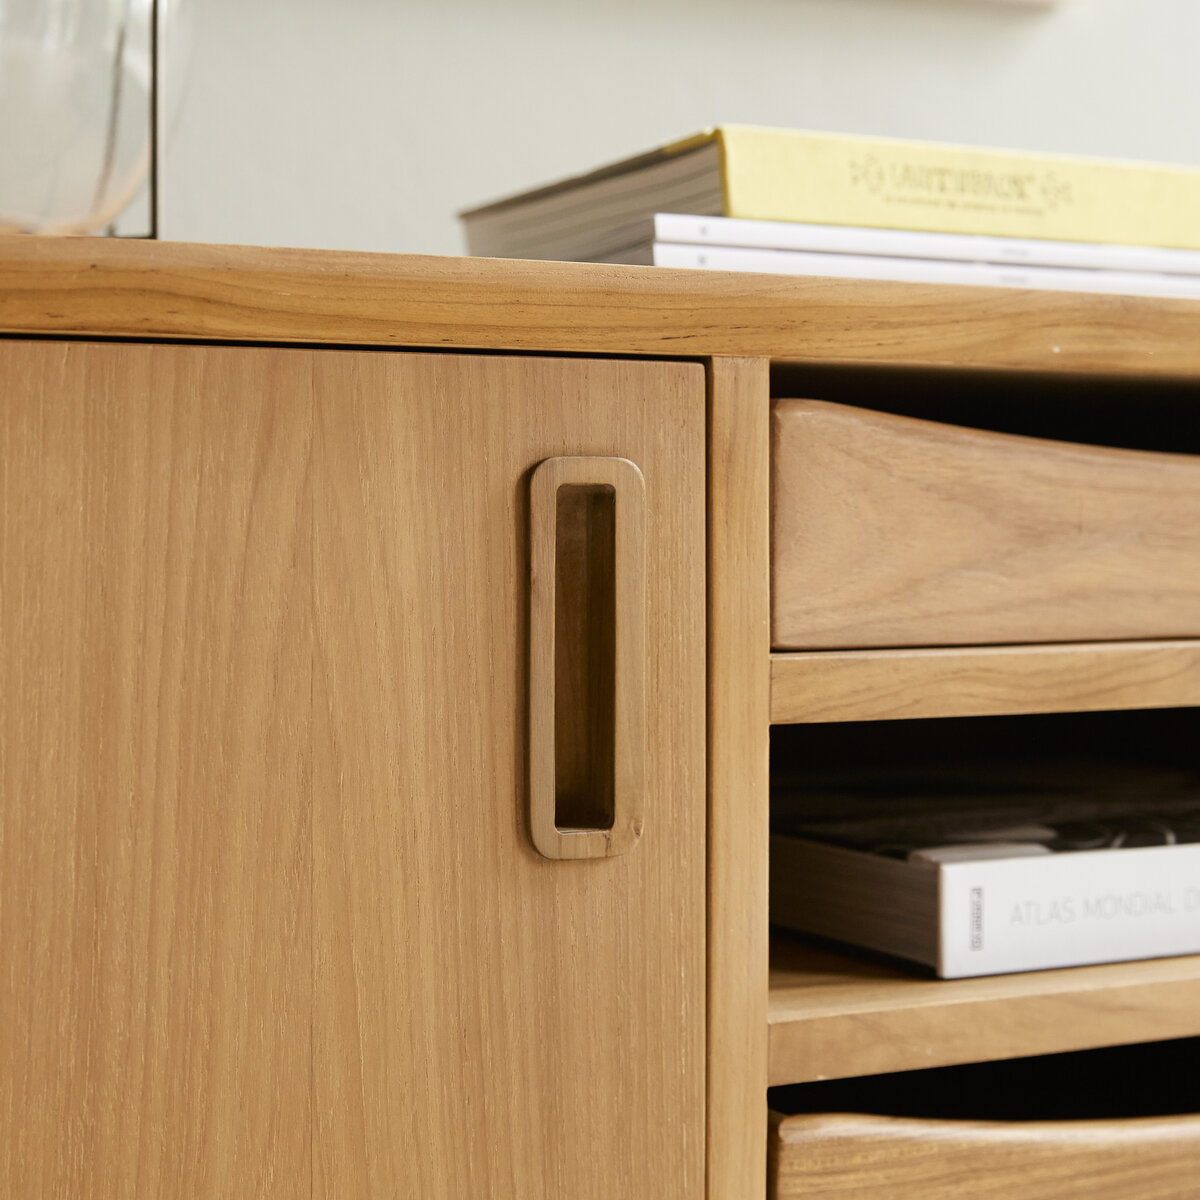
left=2, top=236, right=1199, bottom=376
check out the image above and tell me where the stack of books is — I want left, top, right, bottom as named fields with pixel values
left=770, top=778, right=1200, bottom=979
left=461, top=126, right=1200, bottom=299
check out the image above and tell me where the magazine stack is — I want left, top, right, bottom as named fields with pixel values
left=462, top=125, right=1200, bottom=299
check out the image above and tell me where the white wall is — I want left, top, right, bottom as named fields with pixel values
left=158, top=0, right=1200, bottom=255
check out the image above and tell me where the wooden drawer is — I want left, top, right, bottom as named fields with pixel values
left=771, top=400, right=1200, bottom=649
left=769, top=1110, right=1200, bottom=1199
left=768, top=1039, right=1200, bottom=1199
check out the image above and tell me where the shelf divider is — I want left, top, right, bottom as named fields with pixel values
left=768, top=934, right=1200, bottom=1087
left=770, top=640, right=1200, bottom=724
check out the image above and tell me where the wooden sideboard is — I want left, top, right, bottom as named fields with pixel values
left=2, top=237, right=1199, bottom=1199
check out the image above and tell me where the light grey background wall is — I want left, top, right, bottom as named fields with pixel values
left=157, top=0, right=1200, bottom=255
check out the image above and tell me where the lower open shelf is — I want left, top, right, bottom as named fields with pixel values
left=768, top=933, right=1200, bottom=1087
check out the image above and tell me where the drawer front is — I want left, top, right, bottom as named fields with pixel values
left=769, top=1110, right=1200, bottom=1200
left=771, top=400, right=1200, bottom=649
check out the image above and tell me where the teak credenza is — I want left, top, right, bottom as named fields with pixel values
left=1, top=237, right=1199, bottom=1199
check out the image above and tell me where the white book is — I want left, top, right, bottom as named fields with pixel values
left=601, top=240, right=1200, bottom=301
left=771, top=832, right=1200, bottom=979
left=621, top=213, right=1200, bottom=277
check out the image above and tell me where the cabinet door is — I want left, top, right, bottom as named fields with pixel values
left=0, top=342, right=312, bottom=1197
left=312, top=352, right=706, bottom=1199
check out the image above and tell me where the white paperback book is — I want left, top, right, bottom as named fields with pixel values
left=771, top=808, right=1200, bottom=978
left=603, top=213, right=1200, bottom=277
left=600, top=239, right=1200, bottom=301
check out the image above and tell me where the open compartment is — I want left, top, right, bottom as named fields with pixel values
left=767, top=709, right=1200, bottom=1083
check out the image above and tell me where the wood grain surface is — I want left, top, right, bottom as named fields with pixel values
left=0, top=341, right=312, bottom=1196
left=772, top=400, right=1200, bottom=649
left=705, top=358, right=772, bottom=1200
left=768, top=937, right=1200, bottom=1085
left=769, top=1109, right=1200, bottom=1199
left=311, top=352, right=707, bottom=1199
left=770, top=640, right=1200, bottom=723
left=4, top=236, right=1200, bottom=374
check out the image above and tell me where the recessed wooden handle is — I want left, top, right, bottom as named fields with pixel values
left=529, top=457, right=646, bottom=860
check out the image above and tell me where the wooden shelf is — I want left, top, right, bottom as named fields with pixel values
left=3, top=236, right=1200, bottom=375
left=770, top=640, right=1200, bottom=724
left=768, top=934, right=1200, bottom=1086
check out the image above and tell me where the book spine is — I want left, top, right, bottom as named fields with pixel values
left=650, top=213, right=1200, bottom=277
left=647, top=242, right=1200, bottom=301
left=938, top=844, right=1200, bottom=977
left=718, top=126, right=1200, bottom=251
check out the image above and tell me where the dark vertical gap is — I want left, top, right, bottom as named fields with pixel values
left=553, top=483, right=616, bottom=831
left=148, top=0, right=159, bottom=238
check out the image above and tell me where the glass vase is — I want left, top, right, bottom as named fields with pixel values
left=0, top=0, right=160, bottom=235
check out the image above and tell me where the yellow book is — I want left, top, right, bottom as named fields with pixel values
left=461, top=125, right=1200, bottom=260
